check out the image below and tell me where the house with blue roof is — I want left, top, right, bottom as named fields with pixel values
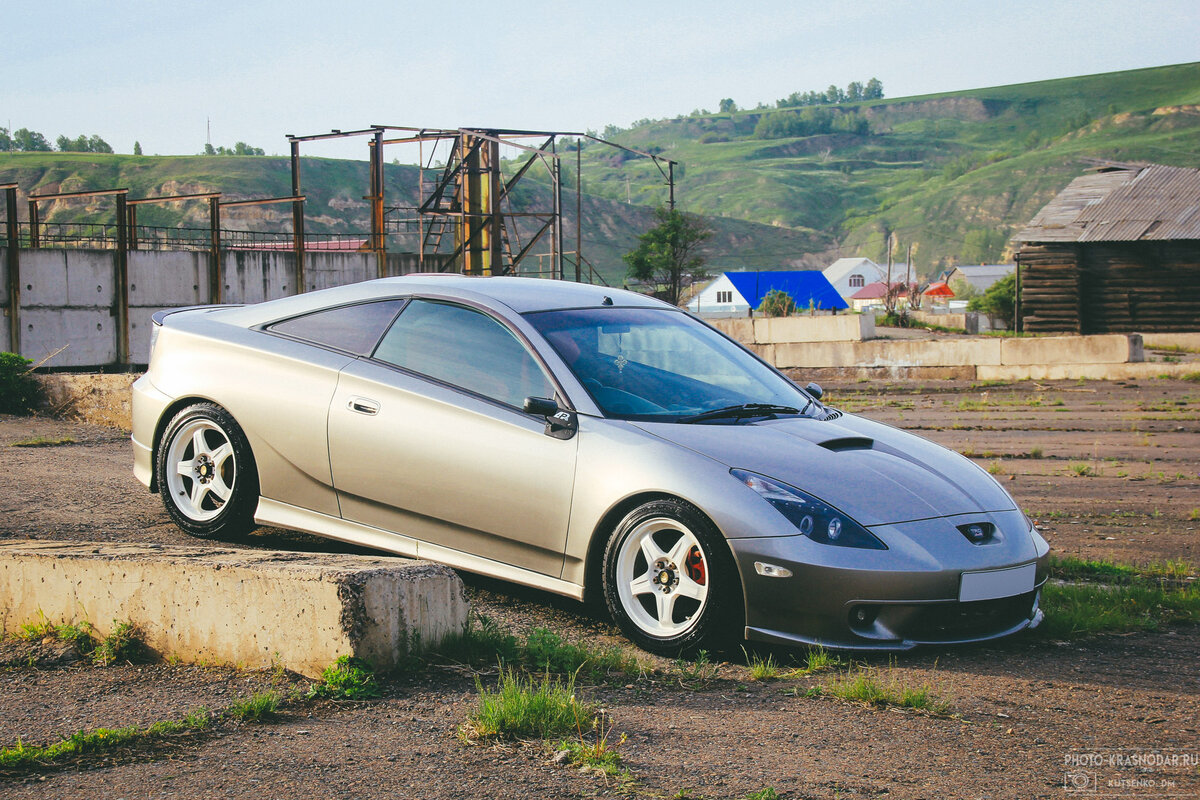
left=686, top=270, right=848, bottom=317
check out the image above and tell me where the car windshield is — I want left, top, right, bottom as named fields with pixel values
left=525, top=306, right=817, bottom=421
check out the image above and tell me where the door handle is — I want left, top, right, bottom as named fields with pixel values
left=347, top=397, right=380, bottom=416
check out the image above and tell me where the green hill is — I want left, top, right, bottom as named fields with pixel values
left=0, top=151, right=826, bottom=286
left=4, top=62, right=1199, bottom=284
left=579, top=61, right=1200, bottom=277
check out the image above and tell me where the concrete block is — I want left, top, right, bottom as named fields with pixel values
left=1000, top=334, right=1140, bottom=366
left=20, top=250, right=70, bottom=307
left=977, top=361, right=1196, bottom=382
left=21, top=307, right=116, bottom=366
left=223, top=251, right=299, bottom=304
left=753, top=315, right=870, bottom=344
left=128, top=251, right=210, bottom=306
left=773, top=339, right=1001, bottom=369
left=65, top=250, right=116, bottom=307
left=0, top=542, right=469, bottom=678
left=1142, top=333, right=1200, bottom=351
left=710, top=318, right=755, bottom=343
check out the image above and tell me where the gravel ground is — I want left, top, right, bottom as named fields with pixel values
left=1, top=377, right=1198, bottom=799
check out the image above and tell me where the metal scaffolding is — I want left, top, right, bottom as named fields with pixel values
left=285, top=126, right=676, bottom=284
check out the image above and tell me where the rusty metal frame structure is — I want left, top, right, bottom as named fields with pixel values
left=2, top=183, right=19, bottom=353
left=285, top=124, right=677, bottom=283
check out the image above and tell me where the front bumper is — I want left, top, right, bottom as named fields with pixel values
left=729, top=509, right=1049, bottom=651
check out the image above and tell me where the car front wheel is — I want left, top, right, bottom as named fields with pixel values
left=156, top=403, right=258, bottom=539
left=602, top=498, right=740, bottom=656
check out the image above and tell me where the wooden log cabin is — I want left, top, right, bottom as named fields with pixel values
left=1012, top=162, right=1200, bottom=334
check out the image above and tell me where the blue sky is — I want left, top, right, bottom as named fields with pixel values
left=4, top=0, right=1198, bottom=160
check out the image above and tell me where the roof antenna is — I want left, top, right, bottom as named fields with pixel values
left=602, top=296, right=613, bottom=306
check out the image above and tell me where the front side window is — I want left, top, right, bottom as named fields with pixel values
left=373, top=299, right=554, bottom=409
left=267, top=299, right=405, bottom=355
left=526, top=307, right=810, bottom=420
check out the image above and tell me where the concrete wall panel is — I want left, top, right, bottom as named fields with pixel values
left=64, top=250, right=116, bottom=307
left=20, top=250, right=71, bottom=307
left=224, top=251, right=298, bottom=304
left=308, top=252, right=376, bottom=291
left=1000, top=334, right=1140, bottom=366
left=21, top=307, right=116, bottom=366
left=129, top=251, right=211, bottom=306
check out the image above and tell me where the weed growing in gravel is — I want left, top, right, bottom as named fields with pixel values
left=90, top=622, right=143, bottom=667
left=673, top=650, right=719, bottom=689
left=1182, top=372, right=1200, bottom=382
left=553, top=710, right=627, bottom=777
left=0, top=709, right=211, bottom=770
left=742, top=787, right=781, bottom=800
left=800, top=646, right=840, bottom=674
left=226, top=690, right=281, bottom=722
left=434, top=615, right=640, bottom=681
left=1068, top=462, right=1095, bottom=477
left=1050, top=555, right=1197, bottom=586
left=1039, top=581, right=1200, bottom=638
left=9, top=435, right=76, bottom=447
left=307, top=656, right=381, bottom=700
left=987, top=460, right=1004, bottom=475
left=1189, top=508, right=1200, bottom=521
left=463, top=669, right=595, bottom=741
left=17, top=613, right=94, bottom=652
left=744, top=649, right=781, bottom=680
left=813, top=666, right=952, bottom=715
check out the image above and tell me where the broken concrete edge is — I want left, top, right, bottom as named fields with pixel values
left=788, top=361, right=1198, bottom=383
left=0, top=541, right=470, bottom=679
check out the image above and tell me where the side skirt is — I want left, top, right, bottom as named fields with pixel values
left=254, top=497, right=586, bottom=601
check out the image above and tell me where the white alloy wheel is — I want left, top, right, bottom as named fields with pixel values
left=615, top=516, right=710, bottom=638
left=164, top=418, right=237, bottom=522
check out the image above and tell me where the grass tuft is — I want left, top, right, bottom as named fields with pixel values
left=9, top=435, right=76, bottom=448
left=90, top=622, right=143, bottom=667
left=225, top=690, right=281, bottom=722
left=0, top=710, right=210, bottom=770
left=463, top=668, right=595, bottom=741
left=814, top=665, right=952, bottom=715
left=307, top=656, right=381, bottom=700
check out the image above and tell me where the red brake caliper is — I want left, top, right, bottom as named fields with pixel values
left=684, top=546, right=706, bottom=585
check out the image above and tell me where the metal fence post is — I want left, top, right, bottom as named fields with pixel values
left=4, top=186, right=19, bottom=354
left=115, top=192, right=130, bottom=366
left=209, top=197, right=222, bottom=304
left=293, top=197, right=305, bottom=293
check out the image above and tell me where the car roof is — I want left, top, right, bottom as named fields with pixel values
left=206, top=274, right=671, bottom=327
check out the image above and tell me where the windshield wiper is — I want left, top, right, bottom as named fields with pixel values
left=679, top=403, right=802, bottom=424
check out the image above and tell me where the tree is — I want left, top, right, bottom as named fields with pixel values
left=968, top=273, right=1016, bottom=329
left=846, top=81, right=864, bottom=102
left=623, top=206, right=712, bottom=306
left=864, top=78, right=884, bottom=100
left=758, top=289, right=796, bottom=317
left=718, top=98, right=738, bottom=114
left=0, top=128, right=10, bottom=151
left=12, top=128, right=52, bottom=151
left=133, top=141, right=143, bottom=156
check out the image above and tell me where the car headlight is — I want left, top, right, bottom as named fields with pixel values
left=731, top=469, right=887, bottom=550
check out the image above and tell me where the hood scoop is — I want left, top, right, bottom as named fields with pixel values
left=818, top=436, right=874, bottom=452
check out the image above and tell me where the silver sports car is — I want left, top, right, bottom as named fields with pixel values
left=132, top=275, right=1048, bottom=654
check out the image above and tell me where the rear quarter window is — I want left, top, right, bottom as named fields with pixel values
left=266, top=299, right=406, bottom=355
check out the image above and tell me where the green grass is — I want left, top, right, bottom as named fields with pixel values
left=1040, top=556, right=1200, bottom=639
left=0, top=709, right=211, bottom=770
left=306, top=656, right=381, bottom=700
left=225, top=690, right=280, bottom=722
left=744, top=645, right=840, bottom=680
left=742, top=789, right=781, bottom=800
left=1182, top=372, right=1200, bottom=383
left=553, top=711, right=628, bottom=777
left=462, top=669, right=595, bottom=741
left=811, top=666, right=952, bottom=715
left=9, top=435, right=75, bottom=448
left=433, top=615, right=640, bottom=681
left=89, top=622, right=143, bottom=667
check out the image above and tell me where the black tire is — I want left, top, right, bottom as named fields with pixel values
left=155, top=403, right=258, bottom=540
left=601, top=498, right=741, bottom=656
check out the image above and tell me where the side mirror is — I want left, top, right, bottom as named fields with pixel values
left=523, top=396, right=577, bottom=440
left=805, top=382, right=824, bottom=400
left=523, top=396, right=559, bottom=417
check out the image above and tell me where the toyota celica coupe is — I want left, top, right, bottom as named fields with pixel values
left=133, top=275, right=1048, bottom=655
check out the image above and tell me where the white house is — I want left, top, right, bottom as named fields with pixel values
left=687, top=271, right=847, bottom=317
left=822, top=257, right=888, bottom=301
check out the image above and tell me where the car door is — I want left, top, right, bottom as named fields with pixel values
left=327, top=298, right=578, bottom=577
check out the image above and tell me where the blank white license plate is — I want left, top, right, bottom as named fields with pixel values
left=959, top=564, right=1036, bottom=602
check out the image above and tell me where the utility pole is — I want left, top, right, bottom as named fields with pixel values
left=905, top=243, right=913, bottom=309
left=885, top=232, right=895, bottom=315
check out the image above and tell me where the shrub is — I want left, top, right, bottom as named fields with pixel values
left=757, top=289, right=796, bottom=317
left=0, top=352, right=40, bottom=414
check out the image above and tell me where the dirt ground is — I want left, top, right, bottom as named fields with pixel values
left=1, top=377, right=1198, bottom=799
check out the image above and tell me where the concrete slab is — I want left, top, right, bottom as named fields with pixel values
left=1143, top=333, right=1200, bottom=351
left=1000, top=334, right=1141, bottom=366
left=0, top=542, right=468, bottom=677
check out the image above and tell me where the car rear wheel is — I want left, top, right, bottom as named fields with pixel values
left=602, top=499, right=740, bottom=656
left=156, top=403, right=258, bottom=539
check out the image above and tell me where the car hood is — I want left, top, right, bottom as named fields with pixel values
left=631, top=412, right=1017, bottom=527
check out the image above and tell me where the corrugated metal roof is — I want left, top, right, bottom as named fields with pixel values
left=724, top=270, right=848, bottom=310
left=1016, top=163, right=1200, bottom=243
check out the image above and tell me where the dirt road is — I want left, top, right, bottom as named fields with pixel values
left=1, top=377, right=1197, bottom=799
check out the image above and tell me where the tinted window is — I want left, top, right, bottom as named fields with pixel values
left=268, top=299, right=405, bottom=355
left=374, top=299, right=554, bottom=408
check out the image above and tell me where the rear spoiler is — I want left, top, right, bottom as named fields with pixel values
left=150, top=305, right=243, bottom=326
